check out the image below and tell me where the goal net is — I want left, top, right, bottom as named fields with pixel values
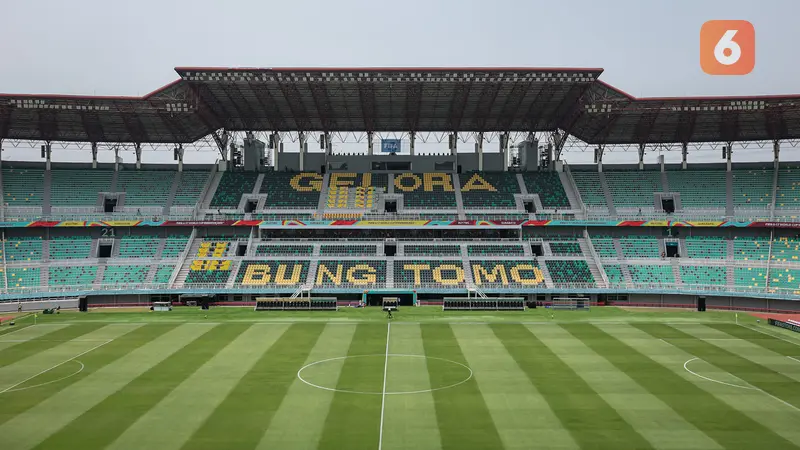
left=551, top=297, right=590, bottom=311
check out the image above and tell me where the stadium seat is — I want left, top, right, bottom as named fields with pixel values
left=118, top=235, right=159, bottom=258
left=732, top=168, right=773, bottom=206
left=734, top=267, right=767, bottom=289
left=469, top=260, right=544, bottom=287
left=7, top=267, right=41, bottom=289
left=116, top=170, right=174, bottom=206
left=102, top=265, right=148, bottom=284
left=768, top=268, right=800, bottom=294
left=261, top=172, right=323, bottom=209
left=320, top=244, right=377, bottom=256
left=467, top=245, right=524, bottom=256
left=236, top=260, right=311, bottom=286
left=2, top=237, right=43, bottom=261
left=49, top=265, right=98, bottom=287
left=210, top=172, right=260, bottom=208
left=549, top=242, right=583, bottom=256
left=50, top=169, right=112, bottom=206
left=733, top=236, right=770, bottom=261
left=521, top=172, right=570, bottom=209
left=185, top=260, right=232, bottom=284
left=173, top=171, right=210, bottom=206
left=394, top=173, right=457, bottom=209
left=589, top=235, right=617, bottom=258
left=161, top=234, right=191, bottom=258
left=627, top=264, right=674, bottom=284
left=153, top=265, right=175, bottom=284
left=49, top=236, right=93, bottom=260
left=460, top=172, right=519, bottom=209
left=603, top=170, right=661, bottom=207
left=315, top=260, right=386, bottom=287
left=619, top=235, right=660, bottom=258
left=403, top=244, right=461, bottom=256
left=603, top=264, right=626, bottom=285
left=680, top=265, right=726, bottom=286
left=571, top=171, right=606, bottom=206
left=394, top=260, right=465, bottom=287
left=667, top=170, right=726, bottom=208
left=769, top=237, right=800, bottom=262
left=684, top=236, right=726, bottom=259
left=3, top=167, right=45, bottom=205
left=255, top=244, right=313, bottom=256
left=545, top=260, right=595, bottom=285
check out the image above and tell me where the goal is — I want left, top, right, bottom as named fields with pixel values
left=551, top=297, right=591, bottom=311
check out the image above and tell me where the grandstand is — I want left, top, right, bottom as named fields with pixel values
left=0, top=65, right=797, bottom=315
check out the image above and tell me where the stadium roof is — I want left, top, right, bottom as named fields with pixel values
left=1, top=66, right=799, bottom=145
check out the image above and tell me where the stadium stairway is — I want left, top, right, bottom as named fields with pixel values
left=226, top=261, right=242, bottom=288
left=40, top=265, right=49, bottom=289
left=579, top=237, right=609, bottom=287
left=660, top=171, right=670, bottom=193
left=42, top=170, right=52, bottom=216
left=612, top=238, right=625, bottom=259
left=200, top=170, right=223, bottom=210
left=385, top=259, right=394, bottom=289
left=316, top=173, right=331, bottom=213
left=93, top=264, right=106, bottom=288
left=620, top=264, right=634, bottom=285
left=598, top=173, right=617, bottom=215
left=452, top=175, right=467, bottom=220
left=537, top=261, right=555, bottom=288
left=558, top=171, right=582, bottom=213
left=726, top=170, right=734, bottom=216
left=671, top=260, right=682, bottom=286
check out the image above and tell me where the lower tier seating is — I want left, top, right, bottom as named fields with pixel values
left=3, top=237, right=43, bottom=262
left=769, top=268, right=800, bottom=293
left=118, top=236, right=159, bottom=258
left=619, top=236, right=660, bottom=258
left=49, top=237, right=93, bottom=260
left=236, top=260, right=310, bottom=286
left=320, top=245, right=377, bottom=256
left=549, top=242, right=583, bottom=256
left=315, top=260, right=386, bottom=286
left=49, top=265, right=97, bottom=287
left=470, top=260, right=543, bottom=287
left=590, top=236, right=617, bottom=257
left=522, top=172, right=570, bottom=209
left=684, top=236, right=726, bottom=259
left=394, top=260, right=465, bottom=287
left=103, top=265, right=148, bottom=284
left=628, top=264, right=674, bottom=284
left=210, top=172, right=259, bottom=208
left=255, top=244, right=313, bottom=256
left=603, top=265, right=626, bottom=284
left=403, top=244, right=461, bottom=256
left=7, top=267, right=41, bottom=288
left=185, top=260, right=232, bottom=284
left=680, top=266, right=726, bottom=286
left=467, top=244, right=524, bottom=256
left=545, top=260, right=594, bottom=284
left=733, top=237, right=770, bottom=261
left=153, top=265, right=175, bottom=284
left=734, top=267, right=767, bottom=289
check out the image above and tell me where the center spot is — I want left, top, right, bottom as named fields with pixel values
left=297, top=354, right=473, bottom=395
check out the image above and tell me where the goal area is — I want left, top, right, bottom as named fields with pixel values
left=551, top=297, right=591, bottom=311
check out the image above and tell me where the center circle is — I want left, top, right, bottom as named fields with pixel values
left=297, top=354, right=473, bottom=395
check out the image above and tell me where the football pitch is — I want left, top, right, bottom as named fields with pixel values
left=1, top=307, right=800, bottom=450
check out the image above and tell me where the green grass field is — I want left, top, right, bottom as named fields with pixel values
left=1, top=306, right=800, bottom=450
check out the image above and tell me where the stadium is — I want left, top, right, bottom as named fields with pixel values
left=1, top=66, right=800, bottom=450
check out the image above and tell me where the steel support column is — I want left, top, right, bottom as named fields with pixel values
left=367, top=131, right=374, bottom=155
left=299, top=131, right=307, bottom=171
left=499, top=132, right=508, bottom=171
left=91, top=142, right=98, bottom=168
left=638, top=143, right=645, bottom=170
left=135, top=143, right=142, bottom=169
left=176, top=144, right=184, bottom=172
left=44, top=142, right=52, bottom=170
left=324, top=131, right=332, bottom=155
left=273, top=133, right=282, bottom=170
left=450, top=133, right=457, bottom=155
left=595, top=145, right=605, bottom=172
left=682, top=142, right=688, bottom=169
left=773, top=140, right=781, bottom=166
left=476, top=132, right=484, bottom=171
left=409, top=132, right=415, bottom=156
left=726, top=141, right=733, bottom=171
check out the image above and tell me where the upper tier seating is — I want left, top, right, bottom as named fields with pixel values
left=666, top=170, right=726, bottom=208
left=161, top=234, right=190, bottom=258
left=734, top=267, right=767, bottom=289
left=604, top=171, right=661, bottom=207
left=770, top=237, right=800, bottom=262
left=733, top=236, right=770, bottom=261
left=680, top=265, right=726, bottom=286
left=776, top=167, right=800, bottom=209
left=50, top=169, right=112, bottom=206
left=103, top=265, right=148, bottom=284
left=117, top=235, right=159, bottom=258
left=459, top=172, right=519, bottom=209
left=235, top=260, right=310, bottom=286
left=2, top=237, right=43, bottom=261
left=603, top=265, right=626, bottom=285
left=403, top=244, right=461, bottom=256
left=395, top=173, right=456, bottom=209
left=197, top=241, right=231, bottom=258
left=572, top=171, right=606, bottom=206
left=619, top=236, right=660, bottom=258
left=628, top=264, right=674, bottom=284
left=255, top=244, right=313, bottom=256
left=210, top=172, right=259, bottom=208
left=153, top=265, right=175, bottom=284
left=549, top=242, right=583, bottom=256
left=49, top=236, right=92, bottom=260
left=732, top=168, right=773, bottom=206
left=470, top=260, right=543, bottom=287
left=545, top=260, right=594, bottom=284
left=394, top=260, right=465, bottom=287
left=49, top=265, right=97, bottom=287
left=522, top=172, right=571, bottom=209
left=173, top=171, right=210, bottom=206
left=684, top=236, right=726, bottom=259
left=3, top=167, right=45, bottom=205
left=327, top=173, right=387, bottom=210
left=768, top=268, right=800, bottom=293
left=590, top=235, right=617, bottom=258
left=320, top=244, right=377, bottom=256
left=7, top=267, right=41, bottom=289
left=261, top=172, right=323, bottom=209
left=185, top=260, right=232, bottom=284
left=467, top=244, right=524, bottom=256
left=315, top=260, right=386, bottom=286
left=116, top=170, right=174, bottom=206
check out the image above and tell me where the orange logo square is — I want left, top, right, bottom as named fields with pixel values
left=700, top=20, right=755, bottom=75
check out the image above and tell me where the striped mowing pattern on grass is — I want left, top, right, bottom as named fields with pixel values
left=0, top=316, right=799, bottom=450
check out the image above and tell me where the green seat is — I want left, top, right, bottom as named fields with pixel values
left=3, top=167, right=45, bottom=205
left=460, top=172, right=520, bottom=209
left=550, top=242, right=582, bottom=256
left=395, top=173, right=457, bottom=209
left=261, top=172, right=324, bottom=208
left=3, top=237, right=43, bottom=261
left=684, top=236, right=726, bottom=259
left=153, top=265, right=175, bottom=284
left=173, top=171, right=210, bottom=206
left=235, top=260, right=310, bottom=287
left=545, top=260, right=595, bottom=284
left=102, top=265, right=148, bottom=284
left=320, top=245, right=377, bottom=256
left=210, top=172, right=260, bottom=208
left=255, top=245, right=313, bottom=256
left=118, top=236, right=159, bottom=258
left=467, top=245, right=524, bottom=256
left=628, top=265, right=674, bottom=284
left=680, top=266, right=726, bottom=286
left=49, top=236, right=92, bottom=260
left=49, top=266, right=97, bottom=287
left=404, top=244, right=461, bottom=256
left=51, top=169, right=112, bottom=206
left=521, top=172, right=570, bottom=209
left=7, top=267, right=41, bottom=288
left=603, top=265, right=626, bottom=284
left=117, top=170, right=175, bottom=206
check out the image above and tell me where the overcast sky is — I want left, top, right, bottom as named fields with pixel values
left=0, top=0, right=797, bottom=165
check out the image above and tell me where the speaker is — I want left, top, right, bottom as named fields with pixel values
left=78, top=296, right=88, bottom=312
left=697, top=296, right=706, bottom=312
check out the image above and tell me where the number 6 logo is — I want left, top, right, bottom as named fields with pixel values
left=701, top=20, right=755, bottom=75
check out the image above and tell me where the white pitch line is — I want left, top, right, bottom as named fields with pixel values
left=788, top=356, right=800, bottom=364
left=0, top=338, right=113, bottom=394
left=738, top=323, right=800, bottom=347
left=378, top=322, right=391, bottom=450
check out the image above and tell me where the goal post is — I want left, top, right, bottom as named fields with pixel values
left=551, top=297, right=591, bottom=311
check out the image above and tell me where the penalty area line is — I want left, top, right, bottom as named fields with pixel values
left=0, top=338, right=113, bottom=394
